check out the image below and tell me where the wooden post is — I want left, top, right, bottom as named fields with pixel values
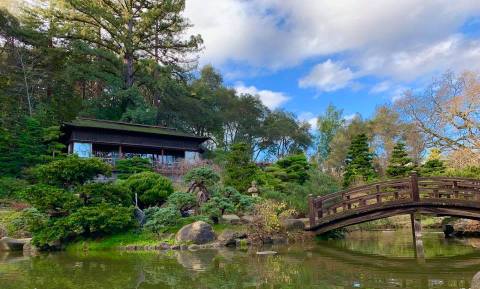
left=410, top=213, right=425, bottom=261
left=410, top=172, right=420, bottom=202
left=118, top=145, right=123, bottom=159
left=453, top=181, right=459, bottom=199
left=376, top=184, right=381, bottom=204
left=308, top=194, right=315, bottom=228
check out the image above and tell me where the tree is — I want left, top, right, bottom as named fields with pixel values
left=224, top=143, right=259, bottom=192
left=395, top=71, right=480, bottom=151
left=316, top=104, right=344, bottom=164
left=343, top=133, right=377, bottom=187
left=386, top=142, right=413, bottom=177
left=263, top=154, right=310, bottom=192
left=124, top=171, right=174, bottom=208
left=420, top=148, right=446, bottom=176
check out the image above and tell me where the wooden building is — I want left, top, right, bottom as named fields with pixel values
left=62, top=118, right=209, bottom=169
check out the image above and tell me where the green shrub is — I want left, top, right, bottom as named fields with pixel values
left=200, top=186, right=256, bottom=223
left=125, top=172, right=174, bottom=208
left=184, top=166, right=220, bottom=187
left=1, top=208, right=48, bottom=238
left=76, top=182, right=132, bottom=206
left=31, top=155, right=111, bottom=188
left=166, top=191, right=196, bottom=212
left=420, top=159, right=446, bottom=176
left=115, top=157, right=152, bottom=179
left=0, top=177, right=28, bottom=199
left=144, top=206, right=182, bottom=233
left=443, top=166, right=480, bottom=178
left=20, top=184, right=80, bottom=214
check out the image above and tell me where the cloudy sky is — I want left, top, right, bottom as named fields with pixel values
left=184, top=0, right=480, bottom=127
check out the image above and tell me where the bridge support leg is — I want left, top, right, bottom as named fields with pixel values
left=410, top=213, right=425, bottom=261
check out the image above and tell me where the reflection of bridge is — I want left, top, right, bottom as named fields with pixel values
left=307, top=174, right=480, bottom=234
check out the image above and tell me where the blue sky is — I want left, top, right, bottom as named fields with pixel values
left=184, top=1, right=480, bottom=128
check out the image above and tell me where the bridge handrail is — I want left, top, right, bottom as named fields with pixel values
left=308, top=173, right=480, bottom=229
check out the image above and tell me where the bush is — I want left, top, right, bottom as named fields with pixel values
left=125, top=172, right=174, bottom=208
left=20, top=184, right=80, bottom=215
left=184, top=166, right=220, bottom=187
left=0, top=177, right=28, bottom=200
left=443, top=166, right=480, bottom=178
left=76, top=182, right=132, bottom=206
left=30, top=155, right=111, bottom=188
left=248, top=200, right=296, bottom=242
left=31, top=204, right=135, bottom=247
left=0, top=208, right=48, bottom=238
left=115, top=157, right=152, bottom=179
left=200, top=186, right=256, bottom=223
left=144, top=206, right=182, bottom=233
left=166, top=191, right=196, bottom=213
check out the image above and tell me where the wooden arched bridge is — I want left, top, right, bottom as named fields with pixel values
left=307, top=173, right=480, bottom=234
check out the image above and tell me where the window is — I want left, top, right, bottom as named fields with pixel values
left=185, top=151, right=200, bottom=163
left=73, top=142, right=92, bottom=158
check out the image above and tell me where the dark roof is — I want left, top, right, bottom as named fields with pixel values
left=64, top=118, right=209, bottom=141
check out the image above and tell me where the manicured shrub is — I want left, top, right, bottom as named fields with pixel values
left=125, top=172, right=174, bottom=208
left=76, top=182, right=132, bottom=206
left=184, top=166, right=220, bottom=187
left=200, top=186, right=256, bottom=223
left=166, top=191, right=196, bottom=213
left=20, top=184, right=80, bottom=215
left=144, top=206, right=181, bottom=233
left=115, top=157, right=152, bottom=179
left=262, top=154, right=310, bottom=192
left=31, top=155, right=111, bottom=188
left=0, top=177, right=28, bottom=200
left=223, top=142, right=259, bottom=192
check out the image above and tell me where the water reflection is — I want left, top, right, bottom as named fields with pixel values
left=0, top=232, right=480, bottom=289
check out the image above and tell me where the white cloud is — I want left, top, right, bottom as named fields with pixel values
left=370, top=81, right=391, bottom=94
left=344, top=113, right=360, bottom=122
left=185, top=0, right=480, bottom=75
left=234, top=83, right=289, bottom=109
left=298, top=60, right=354, bottom=92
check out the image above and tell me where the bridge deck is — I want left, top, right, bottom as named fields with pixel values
left=307, top=174, right=480, bottom=233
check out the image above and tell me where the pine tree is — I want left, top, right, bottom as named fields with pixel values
left=343, top=133, right=377, bottom=187
left=420, top=148, right=446, bottom=176
left=386, top=142, right=413, bottom=177
left=224, top=143, right=259, bottom=192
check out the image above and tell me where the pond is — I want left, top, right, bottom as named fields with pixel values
left=1, top=230, right=480, bottom=289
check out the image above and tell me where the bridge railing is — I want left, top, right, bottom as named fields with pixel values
left=308, top=173, right=480, bottom=228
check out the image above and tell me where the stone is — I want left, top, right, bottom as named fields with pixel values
left=188, top=244, right=200, bottom=251
left=217, top=230, right=248, bottom=246
left=22, top=240, right=39, bottom=256
left=240, top=215, right=255, bottom=224
left=256, top=251, right=277, bottom=255
left=220, top=214, right=241, bottom=225
left=156, top=243, right=170, bottom=250
left=171, top=245, right=180, bottom=250
left=175, top=221, right=216, bottom=245
left=271, top=236, right=287, bottom=244
left=0, top=237, right=31, bottom=251
left=281, top=219, right=305, bottom=231
left=473, top=271, right=480, bottom=289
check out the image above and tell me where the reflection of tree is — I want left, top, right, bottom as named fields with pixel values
left=1, top=246, right=480, bottom=289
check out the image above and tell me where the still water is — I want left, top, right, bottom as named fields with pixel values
left=1, top=230, right=480, bottom=289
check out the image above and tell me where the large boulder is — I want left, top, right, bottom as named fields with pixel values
left=0, top=237, right=31, bottom=251
left=220, top=214, right=241, bottom=225
left=175, top=221, right=216, bottom=245
left=217, top=230, right=248, bottom=246
left=281, top=219, right=305, bottom=231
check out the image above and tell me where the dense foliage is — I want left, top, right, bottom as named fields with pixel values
left=224, top=143, right=259, bottom=192
left=115, top=157, right=153, bottom=180
left=124, top=172, right=174, bottom=208
left=343, top=134, right=377, bottom=187
left=386, top=142, right=414, bottom=177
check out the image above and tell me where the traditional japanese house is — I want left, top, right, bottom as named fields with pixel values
left=61, top=118, right=209, bottom=172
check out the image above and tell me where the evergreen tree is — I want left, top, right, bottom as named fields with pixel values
left=420, top=148, right=446, bottom=176
left=224, top=143, right=259, bottom=192
left=343, top=133, right=377, bottom=187
left=316, top=104, right=344, bottom=164
left=386, top=142, right=413, bottom=177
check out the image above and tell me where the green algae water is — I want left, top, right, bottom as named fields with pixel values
left=1, top=230, right=480, bottom=289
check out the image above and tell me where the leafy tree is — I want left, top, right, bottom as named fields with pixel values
left=20, top=184, right=80, bottom=215
left=343, top=133, right=377, bottom=187
left=263, top=154, right=310, bottom=192
left=184, top=166, right=220, bottom=188
left=200, top=186, right=255, bottom=223
left=144, top=206, right=182, bottom=233
left=420, top=149, right=446, bottom=176
left=166, top=191, right=197, bottom=214
left=316, top=104, right=344, bottom=164
left=125, top=172, right=174, bottom=208
left=76, top=183, right=132, bottom=206
left=115, top=157, right=153, bottom=179
left=224, top=142, right=259, bottom=192
left=31, top=156, right=111, bottom=188
left=386, top=142, right=414, bottom=177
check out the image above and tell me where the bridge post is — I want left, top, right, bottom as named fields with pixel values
left=410, top=213, right=425, bottom=261
left=308, top=194, right=315, bottom=228
left=410, top=172, right=420, bottom=201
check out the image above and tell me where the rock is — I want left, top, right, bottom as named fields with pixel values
left=180, top=245, right=188, bottom=250
left=217, top=230, right=248, bottom=246
left=472, top=271, right=480, bottom=289
left=256, top=251, right=277, bottom=255
left=156, top=243, right=170, bottom=250
left=443, top=224, right=455, bottom=237
left=188, top=244, right=200, bottom=251
left=22, top=240, right=39, bottom=256
left=171, top=245, right=180, bottom=250
left=281, top=219, right=305, bottom=231
left=175, top=221, right=216, bottom=245
left=0, top=237, right=31, bottom=251
left=220, top=214, right=241, bottom=225
left=241, top=215, right=255, bottom=224
left=271, top=236, right=287, bottom=244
